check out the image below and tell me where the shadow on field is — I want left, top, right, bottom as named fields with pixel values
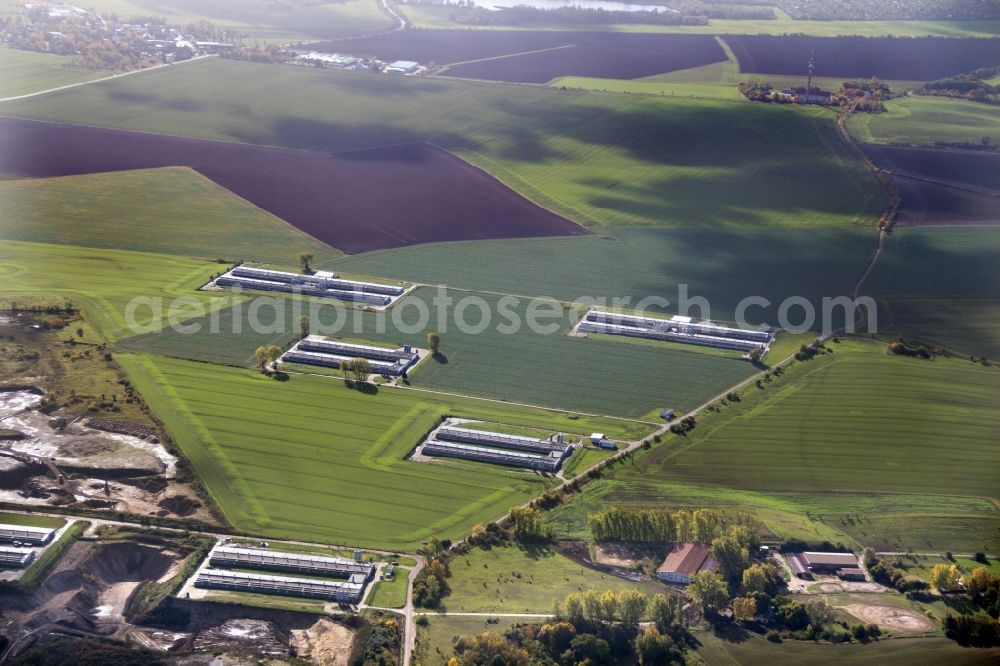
left=262, top=116, right=476, bottom=155
left=344, top=380, right=379, bottom=395
left=710, top=620, right=752, bottom=644
left=516, top=542, right=553, bottom=560
left=432, top=352, right=449, bottom=365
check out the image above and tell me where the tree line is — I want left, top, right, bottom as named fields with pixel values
left=587, top=507, right=757, bottom=543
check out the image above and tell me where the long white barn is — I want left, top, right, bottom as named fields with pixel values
left=209, top=546, right=374, bottom=579
left=195, top=569, right=366, bottom=603
left=580, top=310, right=772, bottom=352
left=213, top=265, right=407, bottom=307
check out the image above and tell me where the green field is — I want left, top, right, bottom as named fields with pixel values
left=398, top=5, right=1000, bottom=37
left=330, top=228, right=875, bottom=323
left=695, top=633, right=1000, bottom=665
left=121, top=288, right=758, bottom=418
left=551, top=75, right=746, bottom=101
left=642, top=341, right=999, bottom=497
left=548, top=478, right=1000, bottom=552
left=442, top=544, right=652, bottom=613
left=0, top=58, right=883, bottom=230
left=74, top=0, right=393, bottom=42
left=0, top=46, right=103, bottom=99
left=368, top=574, right=409, bottom=609
left=547, top=339, right=1000, bottom=552
left=0, top=240, right=236, bottom=342
left=0, top=512, right=66, bottom=529
left=117, top=353, right=651, bottom=550
left=847, top=96, right=1000, bottom=146
left=867, top=227, right=1000, bottom=357
left=0, top=168, right=339, bottom=263
left=416, top=615, right=522, bottom=666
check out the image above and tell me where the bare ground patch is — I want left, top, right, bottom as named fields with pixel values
left=841, top=604, right=936, bottom=632
left=291, top=618, right=357, bottom=666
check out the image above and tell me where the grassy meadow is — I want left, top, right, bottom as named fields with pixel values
left=866, top=227, right=1000, bottom=358
left=0, top=168, right=340, bottom=263
left=551, top=75, right=745, bottom=101
left=117, top=353, right=652, bottom=550
left=367, top=574, right=409, bottom=609
left=442, top=544, right=653, bottom=613
left=694, top=633, right=1000, bottom=665
left=0, top=240, right=236, bottom=342
left=416, top=615, right=523, bottom=666
left=847, top=96, right=1000, bottom=146
left=0, top=58, right=884, bottom=230
left=547, top=339, right=1000, bottom=552
left=0, top=46, right=102, bottom=99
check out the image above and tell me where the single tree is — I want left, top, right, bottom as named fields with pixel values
left=968, top=567, right=994, bottom=595
left=350, top=357, right=371, bottom=383
left=563, top=593, right=584, bottom=623
left=634, top=626, right=679, bottom=666
left=265, top=344, right=283, bottom=366
left=598, top=589, right=619, bottom=623
left=686, top=570, right=729, bottom=615
left=930, top=563, right=961, bottom=592
left=742, top=563, right=772, bottom=595
left=254, top=345, right=268, bottom=371
left=650, top=593, right=676, bottom=628
left=298, top=315, right=310, bottom=339
left=617, top=589, right=648, bottom=626
left=711, top=532, right=750, bottom=582
left=733, top=596, right=757, bottom=622
left=298, top=252, right=314, bottom=273
left=427, top=331, right=441, bottom=355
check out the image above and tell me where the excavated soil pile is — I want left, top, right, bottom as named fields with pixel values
left=88, top=542, right=176, bottom=585
left=193, top=618, right=288, bottom=656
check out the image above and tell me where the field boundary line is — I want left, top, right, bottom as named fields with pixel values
left=0, top=54, right=217, bottom=103
left=438, top=43, right=576, bottom=70
left=885, top=170, right=1000, bottom=198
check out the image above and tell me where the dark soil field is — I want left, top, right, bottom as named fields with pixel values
left=862, top=145, right=1000, bottom=194
left=725, top=36, right=1000, bottom=81
left=0, top=117, right=583, bottom=253
left=323, top=30, right=725, bottom=83
left=862, top=145, right=1000, bottom=226
left=891, top=178, right=999, bottom=226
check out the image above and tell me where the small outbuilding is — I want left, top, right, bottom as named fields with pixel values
left=838, top=567, right=866, bottom=581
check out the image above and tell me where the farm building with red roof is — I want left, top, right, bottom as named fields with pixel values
left=656, top=542, right=718, bottom=585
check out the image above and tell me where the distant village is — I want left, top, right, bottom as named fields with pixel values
left=1, top=3, right=427, bottom=75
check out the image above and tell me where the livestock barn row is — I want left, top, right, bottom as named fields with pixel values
left=280, top=336, right=420, bottom=376
left=0, top=524, right=54, bottom=546
left=195, top=568, right=367, bottom=603
left=436, top=425, right=569, bottom=454
left=209, top=545, right=375, bottom=580
left=214, top=265, right=407, bottom=307
left=0, top=546, right=35, bottom=568
left=421, top=422, right=574, bottom=472
left=422, top=440, right=567, bottom=472
left=580, top=310, right=772, bottom=352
